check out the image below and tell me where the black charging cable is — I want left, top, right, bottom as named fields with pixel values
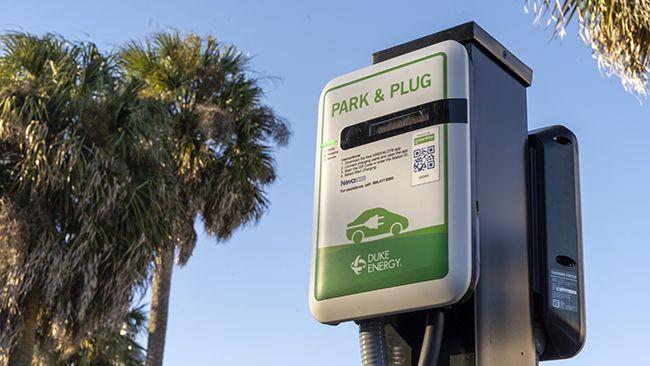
left=417, top=311, right=445, bottom=366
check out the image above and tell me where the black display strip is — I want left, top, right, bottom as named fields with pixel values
left=340, top=98, right=467, bottom=150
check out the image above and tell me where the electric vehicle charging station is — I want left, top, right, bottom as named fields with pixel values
left=310, top=40, right=473, bottom=324
left=310, top=22, right=585, bottom=366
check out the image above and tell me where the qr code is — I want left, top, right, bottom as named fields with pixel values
left=412, top=145, right=435, bottom=173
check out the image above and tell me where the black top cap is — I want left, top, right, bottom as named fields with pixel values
left=372, top=22, right=533, bottom=87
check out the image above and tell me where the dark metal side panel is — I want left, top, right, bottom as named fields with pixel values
left=469, top=44, right=536, bottom=366
left=528, top=125, right=586, bottom=360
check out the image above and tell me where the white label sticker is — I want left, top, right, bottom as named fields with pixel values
left=411, top=126, right=440, bottom=186
left=550, top=270, right=579, bottom=312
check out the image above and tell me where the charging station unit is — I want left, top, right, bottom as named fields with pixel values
left=310, top=22, right=585, bottom=366
left=310, top=40, right=473, bottom=324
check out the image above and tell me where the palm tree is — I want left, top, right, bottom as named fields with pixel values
left=0, top=33, right=181, bottom=365
left=527, top=0, right=650, bottom=95
left=121, top=32, right=289, bottom=366
left=40, top=307, right=147, bottom=366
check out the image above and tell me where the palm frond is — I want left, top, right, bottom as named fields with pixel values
left=120, top=31, right=290, bottom=265
left=528, top=0, right=650, bottom=96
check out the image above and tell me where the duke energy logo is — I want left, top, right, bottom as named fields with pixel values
left=351, top=251, right=402, bottom=275
left=351, top=255, right=366, bottom=275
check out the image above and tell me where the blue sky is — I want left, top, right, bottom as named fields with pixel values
left=3, top=1, right=649, bottom=365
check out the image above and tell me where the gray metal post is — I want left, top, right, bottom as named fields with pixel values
left=373, top=22, right=536, bottom=366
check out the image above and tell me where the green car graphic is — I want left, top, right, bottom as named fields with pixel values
left=346, top=208, right=410, bottom=243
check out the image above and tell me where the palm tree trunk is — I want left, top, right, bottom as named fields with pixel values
left=146, top=246, right=175, bottom=366
left=9, top=288, right=40, bottom=366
